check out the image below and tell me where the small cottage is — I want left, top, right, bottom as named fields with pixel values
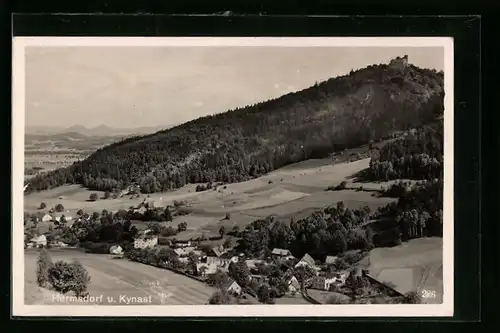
left=30, top=234, right=47, bottom=248
left=221, top=279, right=242, bottom=296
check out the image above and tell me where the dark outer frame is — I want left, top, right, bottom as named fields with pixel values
left=7, top=13, right=484, bottom=329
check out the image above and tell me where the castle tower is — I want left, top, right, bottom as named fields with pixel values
left=389, top=55, right=408, bottom=71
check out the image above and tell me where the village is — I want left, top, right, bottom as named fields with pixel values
left=24, top=191, right=410, bottom=305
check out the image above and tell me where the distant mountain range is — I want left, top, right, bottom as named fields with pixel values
left=26, top=124, right=172, bottom=137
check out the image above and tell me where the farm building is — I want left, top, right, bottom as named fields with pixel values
left=324, top=256, right=338, bottom=265
left=134, top=235, right=158, bottom=249
left=30, top=234, right=47, bottom=248
left=295, top=253, right=316, bottom=270
left=221, top=279, right=242, bottom=296
left=271, top=248, right=292, bottom=257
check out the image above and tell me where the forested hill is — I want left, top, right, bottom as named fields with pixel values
left=27, top=57, right=444, bottom=194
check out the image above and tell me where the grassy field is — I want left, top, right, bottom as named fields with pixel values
left=24, top=248, right=217, bottom=305
left=24, top=158, right=398, bottom=240
left=359, top=237, right=443, bottom=304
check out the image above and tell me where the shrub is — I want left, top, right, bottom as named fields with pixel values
left=55, top=204, right=65, bottom=213
left=36, top=249, right=53, bottom=287
left=89, top=193, right=98, bottom=201
left=225, top=212, right=231, bottom=220
left=177, top=221, right=188, bottom=232
left=48, top=260, right=91, bottom=297
left=337, top=181, right=347, bottom=190
left=39, top=202, right=47, bottom=210
left=208, top=291, right=233, bottom=304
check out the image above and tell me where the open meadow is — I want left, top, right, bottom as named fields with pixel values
left=24, top=248, right=217, bottom=305
left=358, top=237, right=443, bottom=304
left=25, top=158, right=397, bottom=240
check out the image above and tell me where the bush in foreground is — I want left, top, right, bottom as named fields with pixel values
left=48, top=260, right=91, bottom=297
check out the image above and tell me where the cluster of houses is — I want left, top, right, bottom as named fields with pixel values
left=33, top=212, right=74, bottom=223
left=25, top=234, right=69, bottom=249
left=130, top=229, right=357, bottom=296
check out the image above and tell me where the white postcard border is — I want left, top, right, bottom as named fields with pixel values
left=12, top=37, right=454, bottom=317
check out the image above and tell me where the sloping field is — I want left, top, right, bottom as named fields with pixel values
left=24, top=158, right=395, bottom=241
left=364, top=237, right=443, bottom=304
left=24, top=249, right=217, bottom=305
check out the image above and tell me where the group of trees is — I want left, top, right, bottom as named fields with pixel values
left=125, top=246, right=185, bottom=270
left=238, top=202, right=373, bottom=262
left=376, top=179, right=444, bottom=242
left=26, top=62, right=444, bottom=194
left=36, top=249, right=91, bottom=297
left=366, top=123, right=443, bottom=181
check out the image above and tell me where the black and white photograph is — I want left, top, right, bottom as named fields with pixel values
left=12, top=37, right=453, bottom=317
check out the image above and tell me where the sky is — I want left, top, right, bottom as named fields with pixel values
left=25, top=46, right=444, bottom=129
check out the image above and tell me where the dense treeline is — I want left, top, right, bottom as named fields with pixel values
left=238, top=203, right=373, bottom=261
left=27, top=61, right=444, bottom=194
left=366, top=122, right=443, bottom=181
left=376, top=179, right=443, bottom=241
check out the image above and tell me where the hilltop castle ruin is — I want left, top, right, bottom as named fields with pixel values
left=389, top=55, right=409, bottom=71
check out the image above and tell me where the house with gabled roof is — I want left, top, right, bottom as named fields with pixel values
left=294, top=253, right=316, bottom=270
left=221, top=279, right=242, bottom=296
